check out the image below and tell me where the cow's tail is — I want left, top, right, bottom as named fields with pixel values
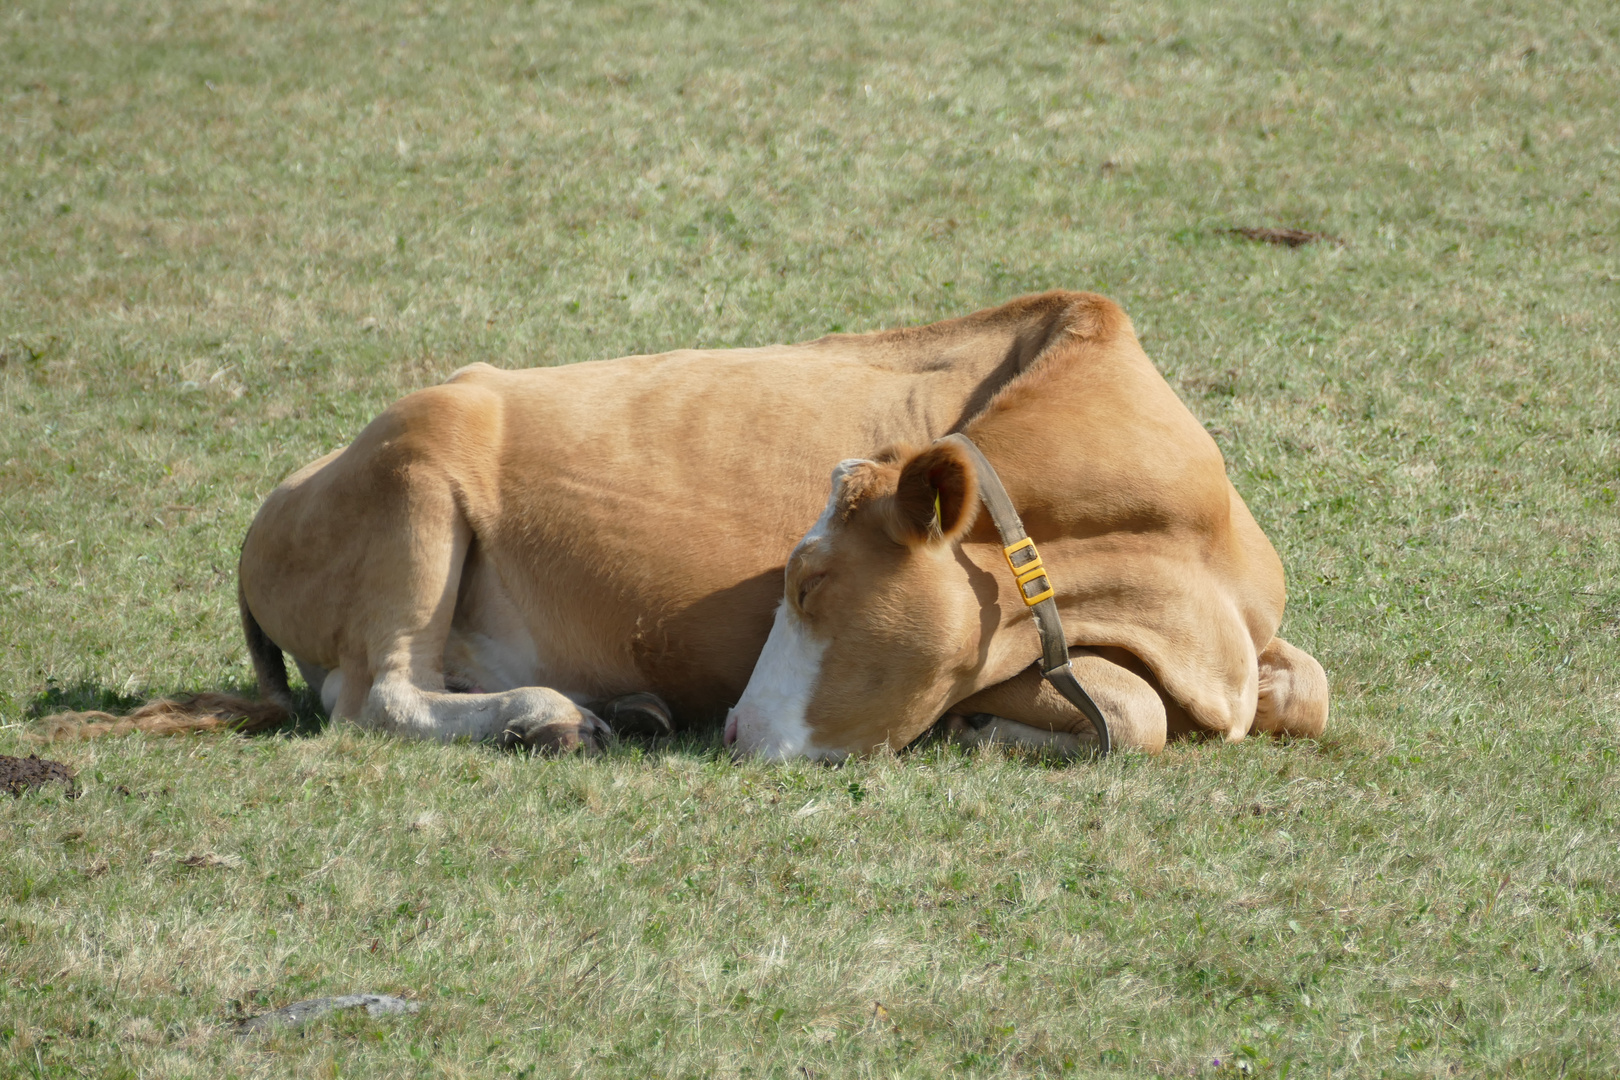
left=239, top=575, right=296, bottom=717
left=34, top=580, right=291, bottom=742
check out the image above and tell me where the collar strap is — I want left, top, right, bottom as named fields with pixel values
left=937, top=433, right=1112, bottom=756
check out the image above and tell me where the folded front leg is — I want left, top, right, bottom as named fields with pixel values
left=945, top=646, right=1170, bottom=755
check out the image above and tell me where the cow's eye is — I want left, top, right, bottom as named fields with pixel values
left=796, top=572, right=826, bottom=612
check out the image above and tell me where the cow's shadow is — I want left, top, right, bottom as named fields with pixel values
left=19, top=682, right=1109, bottom=769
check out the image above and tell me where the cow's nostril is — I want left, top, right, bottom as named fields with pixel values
left=723, top=712, right=739, bottom=747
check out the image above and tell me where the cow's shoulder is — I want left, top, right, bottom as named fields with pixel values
left=443, top=361, right=503, bottom=385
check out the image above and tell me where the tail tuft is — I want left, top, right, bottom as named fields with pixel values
left=34, top=692, right=289, bottom=743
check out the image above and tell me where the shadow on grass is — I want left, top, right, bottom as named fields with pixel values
left=565, top=725, right=1130, bottom=771
left=25, top=678, right=331, bottom=738
left=18, top=686, right=1150, bottom=771
left=21, top=681, right=720, bottom=755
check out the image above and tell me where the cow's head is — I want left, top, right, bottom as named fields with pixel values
left=724, top=441, right=1005, bottom=760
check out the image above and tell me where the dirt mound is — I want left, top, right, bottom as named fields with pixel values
left=1, top=754, right=80, bottom=798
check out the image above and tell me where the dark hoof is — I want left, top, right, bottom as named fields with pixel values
left=592, top=692, right=674, bottom=739
left=919, top=713, right=971, bottom=745
left=497, top=709, right=609, bottom=755
left=928, top=712, right=998, bottom=747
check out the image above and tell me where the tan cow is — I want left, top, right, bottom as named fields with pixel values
left=120, top=291, right=1322, bottom=758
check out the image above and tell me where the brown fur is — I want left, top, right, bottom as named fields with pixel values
left=240, top=576, right=295, bottom=714
left=39, top=575, right=297, bottom=742
left=733, top=291, right=1329, bottom=757
left=951, top=647, right=1170, bottom=753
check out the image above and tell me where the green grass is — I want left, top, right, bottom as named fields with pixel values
left=3, top=0, right=1618, bottom=1075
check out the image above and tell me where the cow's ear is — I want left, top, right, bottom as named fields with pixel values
left=890, top=441, right=979, bottom=546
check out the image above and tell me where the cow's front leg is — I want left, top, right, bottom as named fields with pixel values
left=942, top=646, right=1170, bottom=755
left=361, top=673, right=610, bottom=752
left=939, top=713, right=1089, bottom=757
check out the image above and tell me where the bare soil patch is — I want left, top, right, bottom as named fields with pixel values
left=1, top=754, right=79, bottom=799
left=1227, top=226, right=1344, bottom=247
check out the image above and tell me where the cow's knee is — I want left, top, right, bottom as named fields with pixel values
left=1069, top=649, right=1167, bottom=753
left=948, top=647, right=1168, bottom=755
left=940, top=713, right=1087, bottom=758
left=360, top=674, right=609, bottom=751
left=1252, top=636, right=1328, bottom=738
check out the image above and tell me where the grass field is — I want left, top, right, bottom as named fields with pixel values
left=4, top=0, right=1619, bottom=1075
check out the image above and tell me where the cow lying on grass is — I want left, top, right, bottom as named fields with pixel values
left=48, top=291, right=1326, bottom=759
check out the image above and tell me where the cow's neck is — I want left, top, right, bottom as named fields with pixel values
left=946, top=294, right=1235, bottom=704
left=954, top=537, right=1058, bottom=690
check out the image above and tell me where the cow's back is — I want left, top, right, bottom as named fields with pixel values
left=451, top=348, right=978, bottom=715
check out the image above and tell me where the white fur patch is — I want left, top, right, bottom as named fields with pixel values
left=728, top=460, right=871, bottom=761
left=729, top=601, right=830, bottom=760
left=320, top=669, right=345, bottom=716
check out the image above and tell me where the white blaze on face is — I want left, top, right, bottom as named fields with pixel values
left=726, top=600, right=829, bottom=760
left=725, top=459, right=867, bottom=761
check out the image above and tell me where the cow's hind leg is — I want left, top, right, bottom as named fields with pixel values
left=365, top=676, right=609, bottom=751
left=942, top=647, right=1169, bottom=756
left=317, top=449, right=606, bottom=751
left=345, top=498, right=608, bottom=751
left=1251, top=636, right=1328, bottom=738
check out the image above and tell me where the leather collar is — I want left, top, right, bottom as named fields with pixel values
left=938, top=433, right=1112, bottom=756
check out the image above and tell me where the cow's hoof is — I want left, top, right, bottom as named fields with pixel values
left=594, top=692, right=674, bottom=739
left=936, top=712, right=991, bottom=741
left=499, top=709, right=609, bottom=755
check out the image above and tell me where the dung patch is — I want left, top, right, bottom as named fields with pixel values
left=1, top=754, right=80, bottom=799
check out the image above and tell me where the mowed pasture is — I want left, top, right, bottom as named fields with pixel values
left=3, top=0, right=1618, bottom=1075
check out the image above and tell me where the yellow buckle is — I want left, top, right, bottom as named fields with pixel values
left=1003, top=537, right=1054, bottom=607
